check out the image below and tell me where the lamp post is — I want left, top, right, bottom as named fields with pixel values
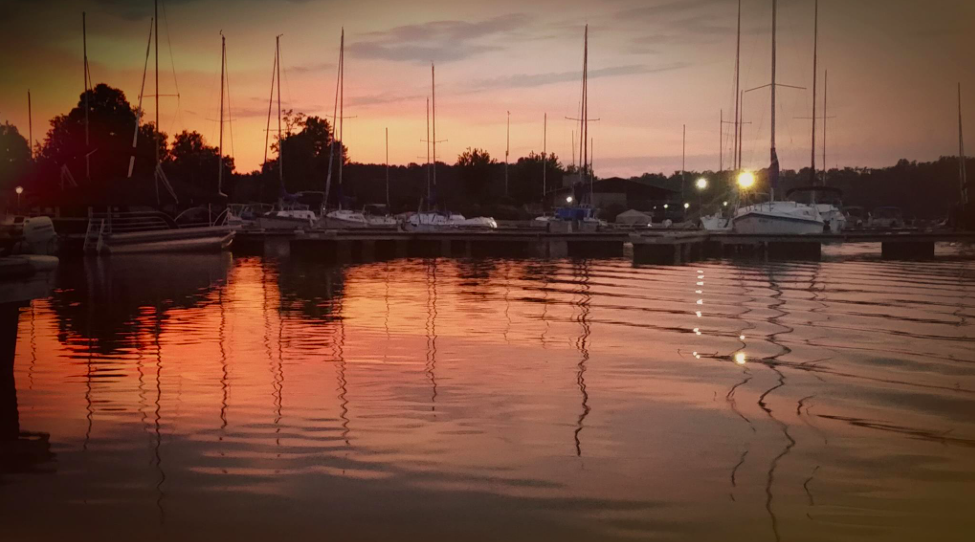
left=15, top=186, right=23, bottom=209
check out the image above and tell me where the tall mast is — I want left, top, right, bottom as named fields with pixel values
left=505, top=110, right=510, bottom=197
left=127, top=18, right=153, bottom=179
left=218, top=32, right=226, bottom=196
left=961, top=83, right=969, bottom=205
left=770, top=0, right=778, bottom=199
left=431, top=63, right=437, bottom=190
left=324, top=30, right=340, bottom=208
left=720, top=109, right=723, bottom=171
left=28, top=90, right=33, bottom=162
left=83, top=12, right=90, bottom=181
left=385, top=127, right=390, bottom=209
left=810, top=0, right=818, bottom=185
left=682, top=124, right=686, bottom=202
left=733, top=0, right=741, bottom=171
left=338, top=28, right=344, bottom=191
left=276, top=35, right=283, bottom=192
left=426, top=97, right=431, bottom=200
left=823, top=70, right=828, bottom=184
left=542, top=112, right=547, bottom=201
left=154, top=0, right=159, bottom=168
left=582, top=24, right=589, bottom=192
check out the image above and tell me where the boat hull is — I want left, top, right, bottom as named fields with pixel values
left=98, top=227, right=235, bottom=254
left=254, top=216, right=314, bottom=231
left=732, top=212, right=824, bottom=235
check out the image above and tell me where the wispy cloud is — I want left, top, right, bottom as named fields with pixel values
left=348, top=14, right=535, bottom=64
left=467, top=63, right=690, bottom=91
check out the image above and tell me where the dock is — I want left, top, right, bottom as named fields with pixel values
left=232, top=228, right=975, bottom=265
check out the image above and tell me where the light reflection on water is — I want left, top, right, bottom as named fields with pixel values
left=1, top=248, right=975, bottom=541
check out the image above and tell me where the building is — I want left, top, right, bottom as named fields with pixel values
left=548, top=177, right=677, bottom=215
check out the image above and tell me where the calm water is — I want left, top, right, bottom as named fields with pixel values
left=2, top=246, right=975, bottom=541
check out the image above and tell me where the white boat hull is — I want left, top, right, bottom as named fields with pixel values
left=732, top=211, right=824, bottom=234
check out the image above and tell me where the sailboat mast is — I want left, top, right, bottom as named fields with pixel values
left=961, top=83, right=969, bottom=205
left=28, top=90, right=33, bottom=162
left=218, top=33, right=225, bottom=196
left=720, top=109, right=723, bottom=172
left=771, top=0, right=777, bottom=166
left=542, top=112, right=547, bottom=200
left=823, top=70, right=828, bottom=184
left=733, top=0, right=741, bottom=171
left=276, top=35, right=283, bottom=190
left=431, top=63, right=437, bottom=190
left=338, top=28, right=344, bottom=190
left=810, top=0, right=818, bottom=184
left=582, top=24, right=589, bottom=191
left=83, top=12, right=90, bottom=180
left=505, top=110, right=510, bottom=197
left=385, top=127, right=390, bottom=209
left=154, top=0, right=159, bottom=168
left=426, top=97, right=431, bottom=200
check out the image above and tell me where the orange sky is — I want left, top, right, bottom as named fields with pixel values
left=2, top=0, right=974, bottom=178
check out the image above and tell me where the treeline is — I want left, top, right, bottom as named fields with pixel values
left=0, top=83, right=968, bottom=219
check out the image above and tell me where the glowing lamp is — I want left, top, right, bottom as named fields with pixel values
left=695, top=177, right=708, bottom=190
left=737, top=171, right=755, bottom=189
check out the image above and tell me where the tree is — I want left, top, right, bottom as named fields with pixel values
left=511, top=151, right=563, bottom=205
left=456, top=147, right=495, bottom=200
left=165, top=131, right=234, bottom=196
left=36, top=84, right=164, bottom=195
left=0, top=122, right=31, bottom=195
left=266, top=114, right=344, bottom=199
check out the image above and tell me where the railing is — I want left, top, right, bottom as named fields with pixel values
left=88, top=210, right=176, bottom=235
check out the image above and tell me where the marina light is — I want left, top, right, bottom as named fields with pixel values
left=684, top=202, right=690, bottom=209
left=737, top=171, right=756, bottom=189
left=566, top=196, right=573, bottom=203
left=663, top=204, right=669, bottom=209
left=696, top=177, right=708, bottom=190
left=723, top=201, right=729, bottom=207
left=15, top=186, right=23, bottom=195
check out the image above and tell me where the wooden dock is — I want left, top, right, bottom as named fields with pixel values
left=234, top=228, right=975, bottom=265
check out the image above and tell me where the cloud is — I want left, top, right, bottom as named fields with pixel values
left=347, top=14, right=534, bottom=64
left=467, top=63, right=691, bottom=91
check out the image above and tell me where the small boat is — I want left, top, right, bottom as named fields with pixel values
left=404, top=212, right=497, bottom=231
left=733, top=200, right=824, bottom=234
left=786, top=186, right=846, bottom=233
left=84, top=209, right=235, bottom=254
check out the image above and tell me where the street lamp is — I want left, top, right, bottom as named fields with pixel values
left=663, top=204, right=669, bottom=210
left=15, top=186, right=23, bottom=208
left=695, top=177, right=708, bottom=190
left=566, top=196, right=574, bottom=204
left=684, top=202, right=690, bottom=209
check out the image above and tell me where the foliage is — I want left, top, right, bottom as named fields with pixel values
left=0, top=122, right=31, bottom=194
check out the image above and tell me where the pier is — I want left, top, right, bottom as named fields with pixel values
left=238, top=229, right=975, bottom=265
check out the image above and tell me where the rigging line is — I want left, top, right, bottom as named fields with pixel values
left=263, top=50, right=277, bottom=168
left=161, top=0, right=181, bottom=131
left=224, top=45, right=235, bottom=160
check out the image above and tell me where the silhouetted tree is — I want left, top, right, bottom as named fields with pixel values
left=0, top=123, right=31, bottom=195
left=164, top=131, right=234, bottom=196
left=456, top=147, right=495, bottom=200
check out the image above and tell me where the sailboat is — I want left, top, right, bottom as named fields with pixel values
left=87, top=6, right=235, bottom=254
left=732, top=0, right=825, bottom=235
left=404, top=63, right=497, bottom=231
left=314, top=30, right=397, bottom=230
left=253, top=36, right=322, bottom=231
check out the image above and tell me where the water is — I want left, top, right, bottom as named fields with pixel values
left=2, top=247, right=974, bottom=541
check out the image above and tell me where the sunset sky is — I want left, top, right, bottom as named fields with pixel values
left=1, top=0, right=973, bottom=178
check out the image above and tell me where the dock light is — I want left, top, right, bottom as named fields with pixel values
left=15, top=186, right=23, bottom=207
left=737, top=171, right=756, bottom=189
left=663, top=204, right=669, bottom=209
left=723, top=201, right=729, bottom=207
left=696, top=177, right=708, bottom=190
left=684, top=202, right=690, bottom=209
left=566, top=196, right=573, bottom=203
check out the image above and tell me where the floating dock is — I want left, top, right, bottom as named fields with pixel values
left=238, top=229, right=975, bottom=265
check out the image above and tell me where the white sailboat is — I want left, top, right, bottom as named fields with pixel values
left=732, top=0, right=824, bottom=235
left=254, top=35, right=321, bottom=231
left=404, top=62, right=496, bottom=231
